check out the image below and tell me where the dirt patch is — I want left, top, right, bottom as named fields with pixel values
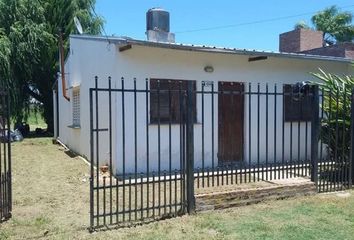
left=0, top=138, right=91, bottom=239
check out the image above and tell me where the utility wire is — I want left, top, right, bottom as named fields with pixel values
left=90, top=2, right=111, bottom=44
left=175, top=4, right=354, bottom=34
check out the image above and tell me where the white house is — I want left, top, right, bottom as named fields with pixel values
left=54, top=9, right=353, bottom=176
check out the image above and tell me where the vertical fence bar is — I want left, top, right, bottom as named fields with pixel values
left=179, top=82, right=185, bottom=211
left=1, top=94, right=3, bottom=219
left=134, top=79, right=138, bottom=220
left=140, top=172, right=144, bottom=220
left=265, top=84, right=269, bottom=180
left=341, top=89, right=347, bottom=189
left=168, top=82, right=172, bottom=213
left=108, top=77, right=113, bottom=225
left=6, top=93, right=11, bottom=217
left=231, top=86, right=236, bottom=183
left=128, top=176, right=131, bottom=221
left=318, top=88, right=324, bottom=191
left=305, top=117, right=309, bottom=177
left=4, top=96, right=7, bottom=217
left=257, top=84, right=260, bottom=181
left=164, top=171, right=167, bottom=214
left=282, top=86, right=285, bottom=179
left=328, top=91, right=333, bottom=191
left=3, top=95, right=7, bottom=217
left=1, top=103, right=4, bottom=218
left=103, top=177, right=106, bottom=226
left=179, top=82, right=184, bottom=210
left=116, top=177, right=119, bottom=223
left=289, top=89, right=293, bottom=179
left=201, top=83, right=205, bottom=188
left=145, top=78, right=150, bottom=217
left=174, top=170, right=177, bottom=213
left=186, top=81, right=195, bottom=214
left=248, top=83, right=252, bottom=182
left=152, top=171, right=155, bottom=218
left=211, top=83, right=215, bottom=187
left=218, top=84, right=223, bottom=187
left=350, top=88, right=354, bottom=188
left=121, top=77, right=126, bottom=221
left=94, top=77, right=100, bottom=226
left=274, top=85, right=278, bottom=177
left=334, top=89, right=340, bottom=191
left=311, top=86, right=320, bottom=184
left=157, top=80, right=161, bottom=216
left=297, top=91, right=301, bottom=177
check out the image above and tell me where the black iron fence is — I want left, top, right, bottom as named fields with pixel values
left=89, top=77, right=187, bottom=230
left=89, top=77, right=353, bottom=230
left=317, top=88, right=353, bottom=192
left=0, top=91, right=11, bottom=222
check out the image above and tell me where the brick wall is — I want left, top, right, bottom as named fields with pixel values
left=279, top=28, right=354, bottom=60
left=301, top=43, right=354, bottom=59
left=195, top=181, right=317, bottom=211
left=279, top=29, right=323, bottom=53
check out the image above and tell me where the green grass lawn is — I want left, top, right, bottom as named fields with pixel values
left=0, top=137, right=354, bottom=239
left=11, top=108, right=47, bottom=131
left=25, top=109, right=47, bottom=130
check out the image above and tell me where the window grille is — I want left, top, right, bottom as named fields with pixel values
left=72, top=87, right=80, bottom=126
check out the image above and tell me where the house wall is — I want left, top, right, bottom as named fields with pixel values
left=57, top=37, right=351, bottom=175
left=57, top=38, right=119, bottom=167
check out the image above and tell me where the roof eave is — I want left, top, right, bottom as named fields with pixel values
left=69, top=34, right=353, bottom=64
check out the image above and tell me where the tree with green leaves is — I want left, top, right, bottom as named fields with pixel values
left=295, top=5, right=354, bottom=45
left=0, top=0, right=103, bottom=132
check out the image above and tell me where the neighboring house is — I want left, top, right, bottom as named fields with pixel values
left=54, top=8, right=353, bottom=175
left=279, top=28, right=354, bottom=60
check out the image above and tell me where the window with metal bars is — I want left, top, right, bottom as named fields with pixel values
left=72, top=87, right=80, bottom=127
left=283, top=84, right=315, bottom=122
left=150, top=79, right=197, bottom=124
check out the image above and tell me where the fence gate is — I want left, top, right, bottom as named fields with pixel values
left=89, top=77, right=187, bottom=230
left=0, top=91, right=11, bottom=222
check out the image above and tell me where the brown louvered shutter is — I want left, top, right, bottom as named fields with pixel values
left=283, top=84, right=314, bottom=122
left=150, top=79, right=196, bottom=124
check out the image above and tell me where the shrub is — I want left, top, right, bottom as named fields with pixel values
left=312, top=69, right=354, bottom=161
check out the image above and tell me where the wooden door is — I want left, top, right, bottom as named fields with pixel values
left=218, top=82, right=244, bottom=163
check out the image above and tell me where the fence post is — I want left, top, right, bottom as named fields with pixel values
left=186, top=81, right=195, bottom=214
left=349, top=88, right=354, bottom=188
left=6, top=92, right=12, bottom=215
left=311, top=85, right=320, bottom=183
left=89, top=84, right=94, bottom=231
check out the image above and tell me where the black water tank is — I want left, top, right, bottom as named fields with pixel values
left=146, top=8, right=170, bottom=32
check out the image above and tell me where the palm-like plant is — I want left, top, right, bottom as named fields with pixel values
left=312, top=69, right=354, bottom=161
left=312, top=6, right=354, bottom=45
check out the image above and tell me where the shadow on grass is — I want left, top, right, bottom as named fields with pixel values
left=89, top=211, right=185, bottom=233
left=25, top=131, right=53, bottom=139
left=64, top=150, right=78, bottom=158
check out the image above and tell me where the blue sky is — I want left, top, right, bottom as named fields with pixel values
left=95, top=0, right=354, bottom=51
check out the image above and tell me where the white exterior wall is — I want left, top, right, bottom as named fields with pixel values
left=57, top=37, right=351, bottom=175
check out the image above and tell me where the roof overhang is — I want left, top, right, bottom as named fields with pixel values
left=70, top=35, right=354, bottom=64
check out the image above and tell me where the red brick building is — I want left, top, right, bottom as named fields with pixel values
left=279, top=28, right=354, bottom=60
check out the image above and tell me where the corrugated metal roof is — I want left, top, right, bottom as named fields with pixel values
left=70, top=35, right=354, bottom=63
